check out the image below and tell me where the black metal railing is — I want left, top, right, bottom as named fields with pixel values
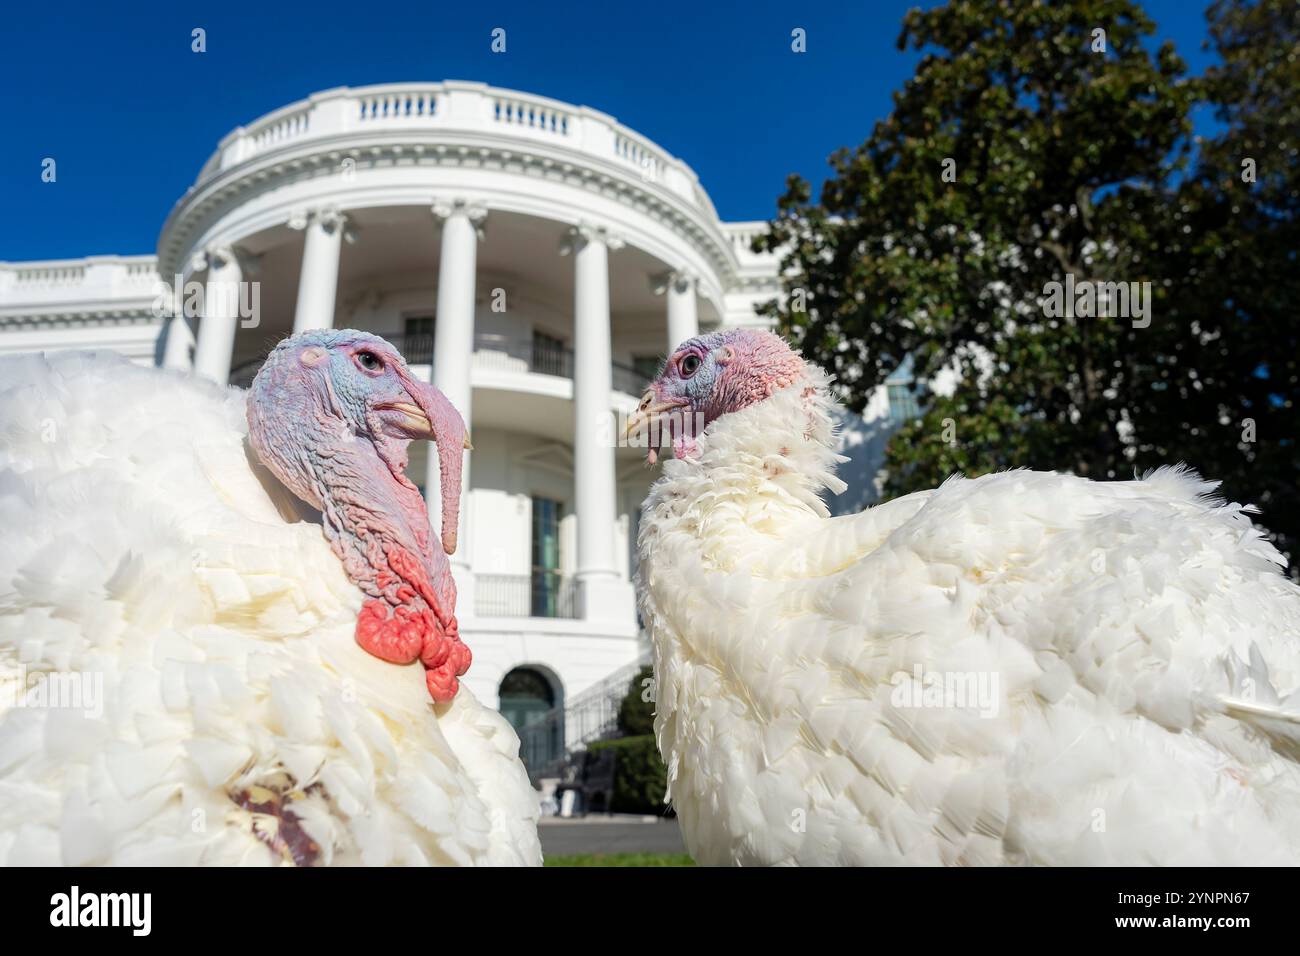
left=475, top=571, right=578, bottom=619
left=530, top=339, right=573, bottom=378
left=516, top=656, right=651, bottom=779
left=518, top=710, right=567, bottom=776
left=227, top=331, right=646, bottom=396
left=399, top=332, right=434, bottom=365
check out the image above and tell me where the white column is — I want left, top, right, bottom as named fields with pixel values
left=162, top=312, right=195, bottom=370
left=427, top=200, right=485, bottom=590
left=192, top=246, right=243, bottom=385
left=289, top=207, right=348, bottom=334
left=563, top=223, right=635, bottom=624
left=661, top=269, right=699, bottom=352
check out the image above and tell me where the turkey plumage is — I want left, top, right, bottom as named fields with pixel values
left=632, top=329, right=1300, bottom=866
left=0, top=338, right=541, bottom=866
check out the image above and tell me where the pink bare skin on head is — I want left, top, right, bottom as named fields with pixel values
left=246, top=330, right=471, bottom=703
left=627, top=329, right=807, bottom=463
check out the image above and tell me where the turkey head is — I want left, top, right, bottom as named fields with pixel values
left=246, top=329, right=472, bottom=703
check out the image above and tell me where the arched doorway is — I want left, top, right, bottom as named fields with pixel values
left=499, top=667, right=563, bottom=772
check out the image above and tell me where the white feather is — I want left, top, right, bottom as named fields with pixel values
left=638, top=363, right=1300, bottom=865
left=0, top=351, right=541, bottom=866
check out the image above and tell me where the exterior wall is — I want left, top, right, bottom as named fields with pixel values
left=408, top=428, right=649, bottom=584
left=460, top=618, right=647, bottom=713
left=0, top=318, right=164, bottom=363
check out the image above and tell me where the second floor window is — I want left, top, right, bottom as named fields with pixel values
left=531, top=330, right=568, bottom=377
left=403, top=316, right=434, bottom=364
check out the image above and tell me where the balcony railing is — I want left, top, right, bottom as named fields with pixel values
left=516, top=655, right=651, bottom=779
left=197, top=82, right=704, bottom=210
left=475, top=572, right=578, bottom=619
left=228, top=331, right=648, bottom=396
left=0, top=256, right=160, bottom=305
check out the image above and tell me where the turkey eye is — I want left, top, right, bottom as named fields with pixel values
left=356, top=351, right=382, bottom=371
left=680, top=354, right=701, bottom=377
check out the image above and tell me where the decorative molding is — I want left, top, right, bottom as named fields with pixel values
left=558, top=221, right=625, bottom=257
left=288, top=205, right=359, bottom=246
left=288, top=205, right=349, bottom=233
left=650, top=267, right=697, bottom=296
left=0, top=311, right=163, bottom=331
left=157, top=141, right=739, bottom=289
left=190, top=243, right=260, bottom=280
left=431, top=198, right=488, bottom=240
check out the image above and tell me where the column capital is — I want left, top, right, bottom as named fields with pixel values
left=191, top=243, right=258, bottom=278
left=431, top=198, right=488, bottom=239
left=559, top=221, right=625, bottom=257
left=288, top=205, right=352, bottom=237
left=650, top=267, right=698, bottom=296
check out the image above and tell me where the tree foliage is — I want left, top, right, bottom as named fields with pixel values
left=759, top=0, right=1298, bottom=570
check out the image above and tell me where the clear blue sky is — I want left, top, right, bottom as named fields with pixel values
left=0, top=0, right=1220, bottom=261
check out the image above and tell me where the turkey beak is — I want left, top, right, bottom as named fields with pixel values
left=624, top=390, right=682, bottom=438
left=625, top=390, right=682, bottom=465
left=396, top=371, right=469, bottom=556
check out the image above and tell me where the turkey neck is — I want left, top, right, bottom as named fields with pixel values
left=634, top=367, right=844, bottom=824
left=638, top=365, right=846, bottom=570
left=311, top=431, right=456, bottom=620
left=633, top=366, right=847, bottom=662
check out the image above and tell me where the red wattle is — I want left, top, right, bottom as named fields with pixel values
left=355, top=599, right=423, bottom=663
left=353, top=543, right=470, bottom=703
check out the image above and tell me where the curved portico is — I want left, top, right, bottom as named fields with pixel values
left=0, top=80, right=788, bottom=727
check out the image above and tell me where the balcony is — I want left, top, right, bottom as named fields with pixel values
left=229, top=331, right=648, bottom=396
left=474, top=572, right=578, bottom=619
left=194, top=82, right=706, bottom=211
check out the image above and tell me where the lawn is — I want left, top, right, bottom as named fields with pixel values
left=544, top=852, right=695, bottom=867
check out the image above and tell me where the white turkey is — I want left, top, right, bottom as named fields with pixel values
left=630, top=328, right=1300, bottom=866
left=0, top=330, right=541, bottom=866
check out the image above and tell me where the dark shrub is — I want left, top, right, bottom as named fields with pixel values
left=586, top=736, right=668, bottom=815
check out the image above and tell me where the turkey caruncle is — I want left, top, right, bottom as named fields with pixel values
left=0, top=329, right=541, bottom=866
left=628, top=328, right=1300, bottom=867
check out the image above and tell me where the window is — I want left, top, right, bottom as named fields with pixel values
left=885, top=355, right=922, bottom=425
left=531, top=330, right=568, bottom=377
left=531, top=496, right=563, bottom=617
left=887, top=382, right=922, bottom=425
left=403, top=316, right=434, bottom=364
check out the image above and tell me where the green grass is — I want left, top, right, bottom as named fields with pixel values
left=543, top=852, right=696, bottom=867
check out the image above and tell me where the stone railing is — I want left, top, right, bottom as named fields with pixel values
left=0, top=256, right=161, bottom=304
left=720, top=221, right=777, bottom=257
left=474, top=572, right=578, bottom=620
left=197, top=81, right=704, bottom=207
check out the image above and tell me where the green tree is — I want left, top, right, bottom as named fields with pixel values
left=1135, top=0, right=1299, bottom=567
left=760, top=0, right=1298, bottom=571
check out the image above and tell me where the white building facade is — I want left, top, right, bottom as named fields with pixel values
left=0, top=81, right=898, bottom=766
